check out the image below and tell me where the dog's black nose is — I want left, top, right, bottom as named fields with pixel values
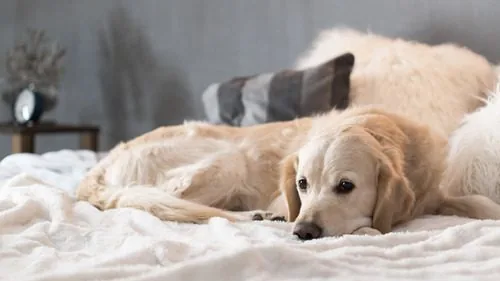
left=293, top=222, right=322, bottom=240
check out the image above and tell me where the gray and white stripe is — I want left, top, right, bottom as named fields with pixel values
left=202, top=53, right=353, bottom=126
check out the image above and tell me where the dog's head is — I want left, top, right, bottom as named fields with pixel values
left=281, top=110, right=417, bottom=239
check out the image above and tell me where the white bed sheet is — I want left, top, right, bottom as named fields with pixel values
left=1, top=150, right=500, bottom=281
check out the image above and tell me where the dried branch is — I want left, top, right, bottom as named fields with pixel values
left=1, top=28, right=66, bottom=111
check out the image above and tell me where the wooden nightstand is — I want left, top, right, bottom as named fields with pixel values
left=0, top=122, right=100, bottom=154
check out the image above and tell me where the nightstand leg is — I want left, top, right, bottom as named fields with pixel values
left=80, top=131, right=98, bottom=151
left=12, top=133, right=35, bottom=154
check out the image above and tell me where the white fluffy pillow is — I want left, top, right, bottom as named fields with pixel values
left=442, top=84, right=500, bottom=203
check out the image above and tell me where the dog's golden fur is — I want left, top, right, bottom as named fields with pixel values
left=77, top=29, right=500, bottom=238
left=77, top=106, right=500, bottom=238
left=77, top=117, right=312, bottom=223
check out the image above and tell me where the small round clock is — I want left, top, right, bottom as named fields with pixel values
left=12, top=87, right=45, bottom=125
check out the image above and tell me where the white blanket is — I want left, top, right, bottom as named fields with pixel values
left=1, top=150, right=500, bottom=281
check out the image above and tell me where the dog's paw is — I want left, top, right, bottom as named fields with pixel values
left=250, top=211, right=286, bottom=222
left=351, top=226, right=382, bottom=236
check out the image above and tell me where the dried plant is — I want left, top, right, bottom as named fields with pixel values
left=1, top=28, right=66, bottom=111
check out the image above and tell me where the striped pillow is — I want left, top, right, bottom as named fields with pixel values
left=202, top=52, right=354, bottom=126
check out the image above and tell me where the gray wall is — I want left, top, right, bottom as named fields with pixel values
left=1, top=0, right=500, bottom=159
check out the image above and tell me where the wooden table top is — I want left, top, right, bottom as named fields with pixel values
left=0, top=122, right=100, bottom=134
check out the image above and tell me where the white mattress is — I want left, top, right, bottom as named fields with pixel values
left=1, top=150, right=500, bottom=281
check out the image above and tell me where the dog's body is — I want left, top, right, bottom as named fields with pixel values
left=77, top=29, right=500, bottom=238
left=77, top=118, right=313, bottom=223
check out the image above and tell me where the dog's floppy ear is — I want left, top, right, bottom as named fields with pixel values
left=362, top=119, right=416, bottom=234
left=372, top=153, right=415, bottom=234
left=280, top=153, right=301, bottom=222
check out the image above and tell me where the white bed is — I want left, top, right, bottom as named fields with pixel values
left=1, top=150, right=500, bottom=281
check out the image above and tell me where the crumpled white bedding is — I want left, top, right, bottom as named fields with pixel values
left=1, top=150, right=500, bottom=281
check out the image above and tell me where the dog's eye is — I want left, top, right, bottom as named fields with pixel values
left=335, top=180, right=355, bottom=194
left=297, top=178, right=308, bottom=191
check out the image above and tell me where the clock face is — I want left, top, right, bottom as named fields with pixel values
left=14, top=89, right=36, bottom=123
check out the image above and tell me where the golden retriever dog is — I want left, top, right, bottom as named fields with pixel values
left=294, top=28, right=497, bottom=137
left=76, top=106, right=500, bottom=240
left=77, top=28, right=500, bottom=240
